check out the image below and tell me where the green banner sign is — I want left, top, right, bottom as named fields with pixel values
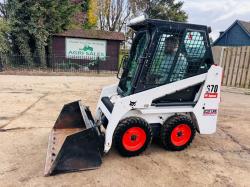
left=66, top=38, right=107, bottom=59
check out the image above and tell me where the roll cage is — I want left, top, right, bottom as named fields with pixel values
left=118, top=19, right=214, bottom=96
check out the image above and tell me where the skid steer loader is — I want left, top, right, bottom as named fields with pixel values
left=44, top=17, right=222, bottom=176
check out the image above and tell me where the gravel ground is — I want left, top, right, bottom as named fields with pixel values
left=0, top=75, right=249, bottom=187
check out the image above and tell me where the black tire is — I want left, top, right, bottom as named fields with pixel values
left=114, top=117, right=153, bottom=157
left=160, top=115, right=196, bottom=151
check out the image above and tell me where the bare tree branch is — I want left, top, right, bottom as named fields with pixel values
left=97, top=0, right=132, bottom=32
left=0, top=0, right=8, bottom=19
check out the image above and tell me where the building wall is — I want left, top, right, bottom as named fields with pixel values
left=214, top=24, right=250, bottom=46
left=52, top=36, right=121, bottom=71
left=52, top=36, right=65, bottom=56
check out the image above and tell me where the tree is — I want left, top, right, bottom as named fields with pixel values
left=120, top=0, right=187, bottom=48
left=95, top=0, right=187, bottom=49
left=83, top=0, right=98, bottom=29
left=130, top=0, right=188, bottom=22
left=97, top=0, right=131, bottom=32
left=6, top=0, right=80, bottom=67
left=0, top=18, right=10, bottom=53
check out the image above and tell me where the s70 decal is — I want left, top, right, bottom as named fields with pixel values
left=204, top=85, right=218, bottom=98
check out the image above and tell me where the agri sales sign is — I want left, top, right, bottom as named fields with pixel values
left=66, top=38, right=107, bottom=59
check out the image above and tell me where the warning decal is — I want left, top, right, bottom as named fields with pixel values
left=204, top=92, right=218, bottom=98
left=203, top=109, right=217, bottom=116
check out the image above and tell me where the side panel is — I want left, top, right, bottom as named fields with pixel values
left=95, top=83, right=118, bottom=121
left=193, top=65, right=222, bottom=134
left=122, top=109, right=172, bottom=125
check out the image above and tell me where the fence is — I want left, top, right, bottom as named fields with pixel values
left=0, top=54, right=118, bottom=74
left=218, top=46, right=250, bottom=89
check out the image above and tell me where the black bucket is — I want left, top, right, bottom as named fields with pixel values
left=44, top=101, right=103, bottom=176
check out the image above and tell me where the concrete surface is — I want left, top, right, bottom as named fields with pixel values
left=0, top=75, right=249, bottom=187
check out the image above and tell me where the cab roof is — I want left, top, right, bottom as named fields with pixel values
left=128, top=19, right=211, bottom=33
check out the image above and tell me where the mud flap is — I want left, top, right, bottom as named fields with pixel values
left=44, top=101, right=103, bottom=176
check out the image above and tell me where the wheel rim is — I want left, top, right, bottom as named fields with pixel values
left=122, top=127, right=146, bottom=151
left=170, top=124, right=191, bottom=146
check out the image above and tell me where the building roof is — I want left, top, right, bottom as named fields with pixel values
left=54, top=29, right=125, bottom=41
left=213, top=20, right=250, bottom=45
left=238, top=20, right=250, bottom=35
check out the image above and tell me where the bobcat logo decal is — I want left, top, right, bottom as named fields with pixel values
left=129, top=101, right=137, bottom=107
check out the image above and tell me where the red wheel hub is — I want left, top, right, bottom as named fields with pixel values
left=122, top=127, right=146, bottom=151
left=170, top=124, right=191, bottom=146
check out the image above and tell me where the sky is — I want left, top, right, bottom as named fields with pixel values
left=181, top=0, right=250, bottom=40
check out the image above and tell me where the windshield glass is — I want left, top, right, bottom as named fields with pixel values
left=118, top=31, right=149, bottom=96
